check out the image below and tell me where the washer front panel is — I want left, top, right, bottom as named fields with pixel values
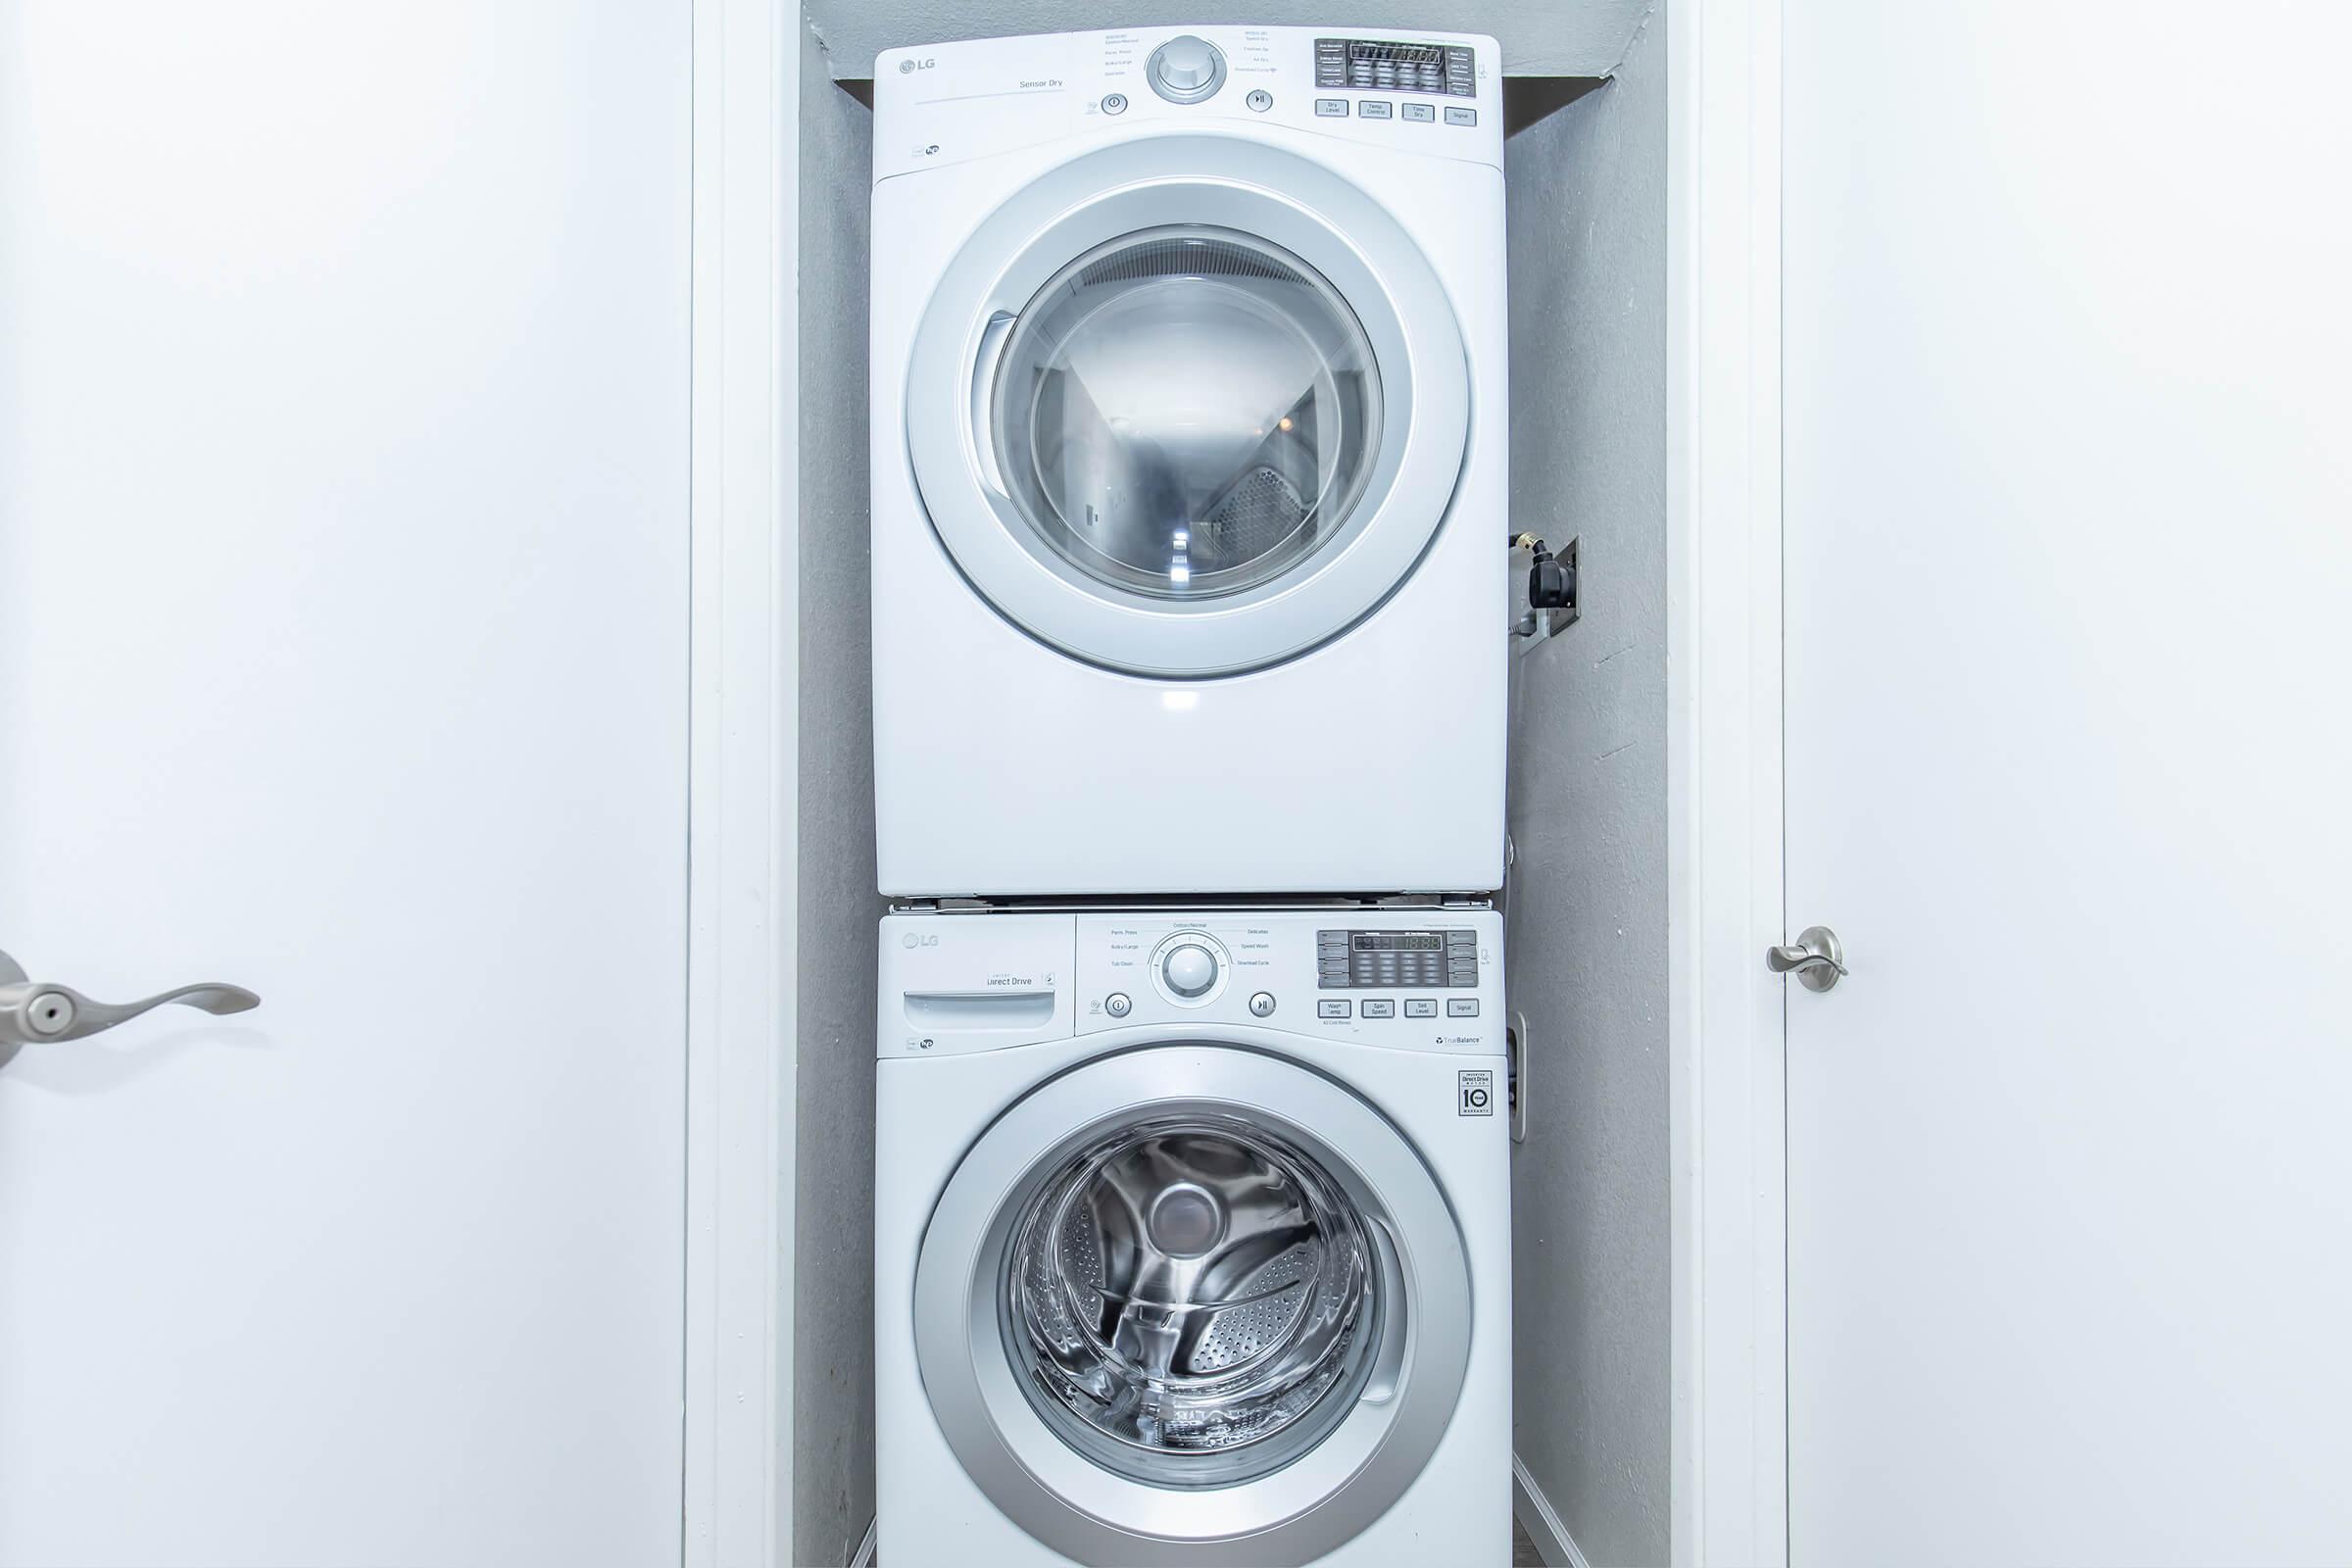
left=906, top=134, right=1470, bottom=677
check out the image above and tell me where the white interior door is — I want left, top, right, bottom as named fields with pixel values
left=1783, top=2, right=2352, bottom=1562
left=0, top=6, right=691, bottom=1564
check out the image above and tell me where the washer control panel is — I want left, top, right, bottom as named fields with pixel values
left=882, top=909, right=1500, bottom=1055
left=1077, top=909, right=1500, bottom=1051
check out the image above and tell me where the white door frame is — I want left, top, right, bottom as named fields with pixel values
left=685, top=0, right=798, bottom=1562
left=675, top=0, right=1802, bottom=1558
left=1666, top=0, right=1788, bottom=1563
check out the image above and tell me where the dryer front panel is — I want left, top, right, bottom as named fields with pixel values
left=910, top=1043, right=1472, bottom=1565
left=906, top=135, right=1471, bottom=678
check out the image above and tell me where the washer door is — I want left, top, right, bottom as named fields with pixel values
left=906, top=135, right=1471, bottom=677
left=912, top=1046, right=1473, bottom=1566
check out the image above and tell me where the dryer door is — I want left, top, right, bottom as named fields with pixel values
left=906, top=135, right=1471, bottom=677
left=911, top=1044, right=1473, bottom=1566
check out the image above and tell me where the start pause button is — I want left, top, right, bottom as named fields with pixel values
left=1457, top=1069, right=1495, bottom=1117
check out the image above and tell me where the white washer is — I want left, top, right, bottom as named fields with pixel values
left=877, top=906, right=1509, bottom=1565
left=871, top=26, right=1507, bottom=898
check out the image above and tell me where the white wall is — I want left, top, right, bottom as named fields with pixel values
left=1502, top=16, right=1672, bottom=1566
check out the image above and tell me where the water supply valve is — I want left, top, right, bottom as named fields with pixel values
left=1510, top=533, right=1580, bottom=643
left=1520, top=534, right=1577, bottom=611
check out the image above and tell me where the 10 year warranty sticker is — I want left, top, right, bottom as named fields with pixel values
left=1457, top=1069, right=1495, bottom=1116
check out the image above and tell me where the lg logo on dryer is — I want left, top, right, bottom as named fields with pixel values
left=901, top=932, right=939, bottom=949
left=898, top=57, right=934, bottom=74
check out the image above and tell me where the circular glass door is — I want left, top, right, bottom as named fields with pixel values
left=905, top=135, right=1471, bottom=678
left=912, top=1046, right=1471, bottom=1567
left=992, top=227, right=1383, bottom=605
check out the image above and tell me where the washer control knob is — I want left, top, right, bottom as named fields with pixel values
left=1104, top=992, right=1132, bottom=1018
left=1249, top=991, right=1276, bottom=1017
left=1161, top=943, right=1219, bottom=999
left=1148, top=35, right=1226, bottom=102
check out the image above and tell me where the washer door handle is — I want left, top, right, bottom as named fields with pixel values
left=1356, top=1213, right=1410, bottom=1408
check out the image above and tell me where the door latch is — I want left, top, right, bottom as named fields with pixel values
left=1506, top=1010, right=1530, bottom=1144
left=0, top=947, right=260, bottom=1049
left=1766, top=925, right=1846, bottom=992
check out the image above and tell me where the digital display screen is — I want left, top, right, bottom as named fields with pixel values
left=1347, top=42, right=1445, bottom=66
left=1314, top=37, right=1479, bottom=97
left=1320, top=928, right=1479, bottom=988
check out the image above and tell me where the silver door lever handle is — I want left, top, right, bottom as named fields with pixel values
left=1766, top=925, right=1847, bottom=992
left=0, top=947, right=260, bottom=1047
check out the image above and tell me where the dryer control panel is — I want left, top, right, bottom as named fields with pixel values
left=872, top=24, right=1502, bottom=182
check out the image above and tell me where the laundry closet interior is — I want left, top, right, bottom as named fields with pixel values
left=790, top=6, right=1667, bottom=1565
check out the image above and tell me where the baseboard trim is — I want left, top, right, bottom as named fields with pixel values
left=1513, top=1453, right=1594, bottom=1568
left=848, top=1515, right=877, bottom=1568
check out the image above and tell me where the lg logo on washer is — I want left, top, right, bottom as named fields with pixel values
left=902, top=931, right=938, bottom=949
left=898, top=57, right=934, bottom=74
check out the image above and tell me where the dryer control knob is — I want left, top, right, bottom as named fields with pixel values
left=1161, top=943, right=1219, bottom=999
left=1148, top=35, right=1226, bottom=102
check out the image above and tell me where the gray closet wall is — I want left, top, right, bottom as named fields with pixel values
left=1500, top=12, right=1671, bottom=1565
left=793, top=18, right=881, bottom=1566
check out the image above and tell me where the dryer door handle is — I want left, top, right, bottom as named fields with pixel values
left=969, top=310, right=1017, bottom=499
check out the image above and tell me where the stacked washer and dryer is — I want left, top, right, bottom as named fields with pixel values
left=869, top=24, right=1511, bottom=1565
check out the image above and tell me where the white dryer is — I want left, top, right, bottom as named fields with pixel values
left=876, top=906, right=1509, bottom=1565
left=870, top=26, right=1507, bottom=897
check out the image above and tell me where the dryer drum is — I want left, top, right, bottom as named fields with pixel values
left=992, top=224, right=1383, bottom=604
left=1201, top=464, right=1311, bottom=566
left=1004, top=1113, right=1379, bottom=1485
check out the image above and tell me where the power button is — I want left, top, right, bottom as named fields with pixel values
left=1102, top=92, right=1129, bottom=115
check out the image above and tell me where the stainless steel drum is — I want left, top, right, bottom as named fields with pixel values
left=1004, top=1114, right=1378, bottom=1487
